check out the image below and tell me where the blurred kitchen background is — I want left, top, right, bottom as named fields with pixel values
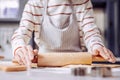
left=0, top=0, right=120, bottom=59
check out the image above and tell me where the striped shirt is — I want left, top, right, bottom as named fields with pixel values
left=11, top=0, right=104, bottom=54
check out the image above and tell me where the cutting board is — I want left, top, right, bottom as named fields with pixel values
left=0, top=61, right=26, bottom=72
left=0, top=60, right=37, bottom=72
left=64, top=64, right=120, bottom=68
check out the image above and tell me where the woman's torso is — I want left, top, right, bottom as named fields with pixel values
left=32, top=0, right=87, bottom=53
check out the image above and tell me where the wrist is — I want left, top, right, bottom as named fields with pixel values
left=91, top=43, right=104, bottom=52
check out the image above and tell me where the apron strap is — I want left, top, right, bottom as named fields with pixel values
left=69, top=0, right=77, bottom=21
left=42, top=0, right=48, bottom=15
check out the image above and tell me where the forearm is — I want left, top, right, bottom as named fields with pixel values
left=80, top=0, right=105, bottom=52
left=11, top=1, right=36, bottom=55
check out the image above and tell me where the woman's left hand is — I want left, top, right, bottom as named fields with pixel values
left=92, top=47, right=116, bottom=63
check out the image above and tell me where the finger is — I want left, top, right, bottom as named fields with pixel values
left=33, top=49, right=38, bottom=55
left=18, top=50, right=26, bottom=65
left=15, top=54, right=24, bottom=65
left=23, top=46, right=31, bottom=65
left=32, top=49, right=38, bottom=63
left=108, top=50, right=116, bottom=63
left=103, top=47, right=116, bottom=63
left=15, top=49, right=25, bottom=65
left=98, top=48, right=109, bottom=60
left=103, top=47, right=111, bottom=60
left=27, top=45, right=34, bottom=60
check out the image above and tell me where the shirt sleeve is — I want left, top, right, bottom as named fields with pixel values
left=11, top=1, right=36, bottom=55
left=81, top=0, right=105, bottom=53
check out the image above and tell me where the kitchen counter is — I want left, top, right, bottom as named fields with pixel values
left=0, top=67, right=120, bottom=80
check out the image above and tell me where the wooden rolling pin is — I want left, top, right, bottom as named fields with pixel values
left=12, top=52, right=105, bottom=67
left=37, top=52, right=106, bottom=67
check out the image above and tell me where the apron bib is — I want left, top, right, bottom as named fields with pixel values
left=39, top=0, right=81, bottom=53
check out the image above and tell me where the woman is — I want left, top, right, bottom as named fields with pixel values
left=11, top=0, right=116, bottom=65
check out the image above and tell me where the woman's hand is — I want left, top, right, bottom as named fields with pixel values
left=14, top=45, right=34, bottom=65
left=92, top=46, right=116, bottom=63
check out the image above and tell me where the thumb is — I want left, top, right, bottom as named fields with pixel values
left=31, top=49, right=38, bottom=63
left=33, top=49, right=38, bottom=55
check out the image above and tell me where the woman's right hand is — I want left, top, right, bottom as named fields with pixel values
left=14, top=45, right=34, bottom=65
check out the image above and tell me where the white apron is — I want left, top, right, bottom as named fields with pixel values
left=39, top=0, right=82, bottom=53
